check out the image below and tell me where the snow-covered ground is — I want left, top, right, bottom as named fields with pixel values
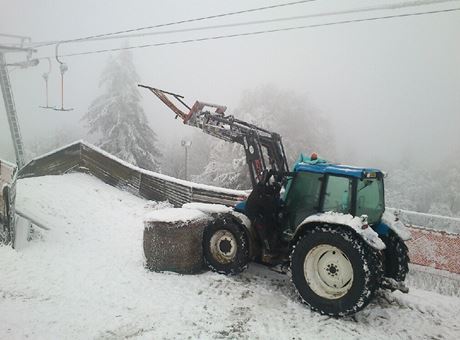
left=1, top=173, right=459, bottom=339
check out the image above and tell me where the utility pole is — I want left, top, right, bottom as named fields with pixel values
left=0, top=40, right=36, bottom=169
left=181, top=140, right=192, bottom=181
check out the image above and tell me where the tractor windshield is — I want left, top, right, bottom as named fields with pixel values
left=323, top=175, right=352, bottom=214
left=285, top=172, right=323, bottom=228
left=356, top=178, right=384, bottom=225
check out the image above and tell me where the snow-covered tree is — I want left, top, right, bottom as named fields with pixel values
left=193, top=139, right=250, bottom=189
left=196, top=85, right=334, bottom=189
left=384, top=153, right=460, bottom=218
left=82, top=49, right=161, bottom=171
left=235, top=85, right=335, bottom=165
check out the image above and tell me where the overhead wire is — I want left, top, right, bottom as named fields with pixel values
left=30, top=0, right=318, bottom=48
left=30, top=0, right=460, bottom=46
left=36, top=7, right=460, bottom=60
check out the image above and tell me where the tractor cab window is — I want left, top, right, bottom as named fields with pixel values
left=323, top=175, right=352, bottom=214
left=285, top=172, right=323, bottom=228
left=356, top=178, right=384, bottom=225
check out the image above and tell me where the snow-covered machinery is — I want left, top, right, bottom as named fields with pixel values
left=141, top=84, right=411, bottom=316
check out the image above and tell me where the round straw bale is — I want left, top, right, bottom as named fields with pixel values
left=143, top=208, right=210, bottom=274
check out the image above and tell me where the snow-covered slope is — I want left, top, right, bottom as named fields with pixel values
left=1, top=173, right=459, bottom=339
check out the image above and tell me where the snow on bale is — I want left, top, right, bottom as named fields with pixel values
left=182, top=202, right=233, bottom=214
left=143, top=208, right=210, bottom=274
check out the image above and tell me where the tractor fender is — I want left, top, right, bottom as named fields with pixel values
left=380, top=210, right=411, bottom=241
left=293, top=212, right=386, bottom=251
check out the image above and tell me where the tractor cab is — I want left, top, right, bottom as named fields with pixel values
left=282, top=154, right=385, bottom=238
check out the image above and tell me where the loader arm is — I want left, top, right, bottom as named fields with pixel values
left=139, top=84, right=289, bottom=187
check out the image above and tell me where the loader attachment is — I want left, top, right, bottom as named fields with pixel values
left=138, top=84, right=190, bottom=120
left=140, top=83, right=289, bottom=188
left=138, top=84, right=227, bottom=123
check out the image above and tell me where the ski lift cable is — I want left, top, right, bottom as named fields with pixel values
left=41, top=6, right=460, bottom=60
left=30, top=0, right=318, bottom=48
left=29, top=0, right=460, bottom=47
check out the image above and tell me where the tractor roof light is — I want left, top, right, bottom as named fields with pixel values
left=365, top=172, right=377, bottom=178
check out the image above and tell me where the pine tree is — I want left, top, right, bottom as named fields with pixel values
left=82, top=50, right=161, bottom=171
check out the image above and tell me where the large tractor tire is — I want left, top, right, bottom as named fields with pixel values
left=381, top=231, right=410, bottom=282
left=290, top=225, right=382, bottom=316
left=203, top=217, right=249, bottom=275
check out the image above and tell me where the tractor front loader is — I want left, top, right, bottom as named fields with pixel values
left=140, top=84, right=411, bottom=317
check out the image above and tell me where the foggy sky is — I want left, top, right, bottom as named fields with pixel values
left=1, top=0, right=459, bottom=169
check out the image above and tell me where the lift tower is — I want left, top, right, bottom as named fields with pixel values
left=0, top=38, right=36, bottom=168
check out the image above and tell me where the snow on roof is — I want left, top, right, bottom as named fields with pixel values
left=295, top=162, right=382, bottom=178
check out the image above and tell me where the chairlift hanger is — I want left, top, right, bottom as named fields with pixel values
left=39, top=57, right=56, bottom=109
left=53, top=43, right=73, bottom=111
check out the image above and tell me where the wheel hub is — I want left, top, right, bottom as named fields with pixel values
left=326, top=263, right=339, bottom=276
left=209, top=230, right=237, bottom=264
left=304, top=244, right=354, bottom=299
left=219, top=239, right=232, bottom=254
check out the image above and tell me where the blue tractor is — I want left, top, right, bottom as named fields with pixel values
left=142, top=85, right=411, bottom=316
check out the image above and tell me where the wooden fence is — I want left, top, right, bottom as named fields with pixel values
left=19, top=141, right=247, bottom=207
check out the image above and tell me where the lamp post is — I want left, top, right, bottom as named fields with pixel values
left=181, top=140, right=192, bottom=180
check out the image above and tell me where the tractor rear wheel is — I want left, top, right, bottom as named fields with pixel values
left=203, top=218, right=249, bottom=275
left=381, top=231, right=409, bottom=282
left=290, top=225, right=382, bottom=316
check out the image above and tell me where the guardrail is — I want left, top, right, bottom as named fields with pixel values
left=388, top=207, right=460, bottom=234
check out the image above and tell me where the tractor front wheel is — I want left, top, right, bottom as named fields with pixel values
left=203, top=218, right=249, bottom=275
left=290, top=225, right=381, bottom=316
